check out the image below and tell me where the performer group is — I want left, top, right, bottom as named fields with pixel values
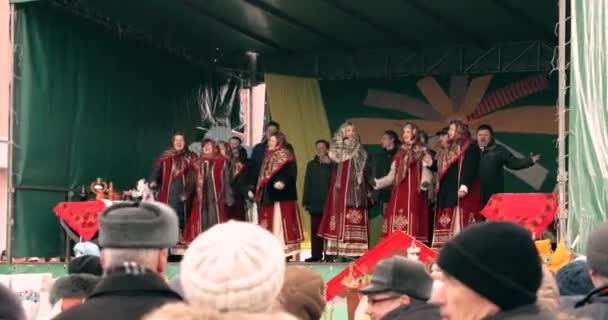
left=149, top=119, right=539, bottom=261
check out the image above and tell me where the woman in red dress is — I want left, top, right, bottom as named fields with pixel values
left=255, top=132, right=303, bottom=257
left=185, top=139, right=234, bottom=243
left=374, top=122, right=429, bottom=242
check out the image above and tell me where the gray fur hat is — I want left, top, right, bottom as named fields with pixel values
left=586, top=221, right=608, bottom=277
left=99, top=201, right=178, bottom=249
left=49, top=274, right=100, bottom=305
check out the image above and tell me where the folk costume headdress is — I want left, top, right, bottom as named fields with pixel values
left=395, top=122, right=426, bottom=183
left=329, top=122, right=368, bottom=184
left=256, top=132, right=295, bottom=197
left=437, top=120, right=473, bottom=179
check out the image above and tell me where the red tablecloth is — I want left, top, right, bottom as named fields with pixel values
left=325, top=231, right=437, bottom=301
left=481, top=193, right=558, bottom=239
left=53, top=200, right=108, bottom=241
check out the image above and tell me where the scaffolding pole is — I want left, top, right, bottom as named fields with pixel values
left=557, top=0, right=568, bottom=243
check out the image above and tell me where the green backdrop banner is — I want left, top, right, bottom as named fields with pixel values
left=319, top=73, right=559, bottom=194
left=567, top=0, right=608, bottom=253
left=12, top=2, right=211, bottom=257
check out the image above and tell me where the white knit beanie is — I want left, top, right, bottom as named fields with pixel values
left=180, top=221, right=286, bottom=313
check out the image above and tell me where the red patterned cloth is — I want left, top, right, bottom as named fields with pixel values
left=480, top=193, right=558, bottom=239
left=325, top=231, right=437, bottom=301
left=53, top=200, right=108, bottom=241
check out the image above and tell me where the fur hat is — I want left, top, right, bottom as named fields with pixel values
left=586, top=221, right=608, bottom=277
left=68, top=255, right=102, bottom=276
left=99, top=201, right=178, bottom=248
left=180, top=221, right=285, bottom=313
left=279, top=266, right=326, bottom=320
left=0, top=283, right=26, bottom=320
left=438, top=222, right=542, bottom=311
left=49, top=274, right=100, bottom=305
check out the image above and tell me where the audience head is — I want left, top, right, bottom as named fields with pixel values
left=359, top=256, right=432, bottom=320
left=277, top=266, right=326, bottom=320
left=68, top=255, right=103, bottom=276
left=476, top=124, right=494, bottom=148
left=73, top=241, right=101, bottom=257
left=144, top=303, right=298, bottom=320
left=586, top=221, right=608, bottom=287
left=380, top=130, right=399, bottom=150
left=0, top=283, right=26, bottom=320
left=98, top=201, right=178, bottom=273
left=431, top=222, right=542, bottom=319
left=180, top=221, right=285, bottom=313
left=49, top=273, right=100, bottom=311
left=555, top=260, right=595, bottom=296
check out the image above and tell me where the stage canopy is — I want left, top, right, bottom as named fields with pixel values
left=17, top=0, right=558, bottom=77
left=9, top=0, right=567, bottom=258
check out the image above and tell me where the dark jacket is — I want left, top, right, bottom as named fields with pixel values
left=433, top=143, right=480, bottom=209
left=259, top=161, right=298, bottom=206
left=53, top=266, right=182, bottom=320
left=371, top=146, right=400, bottom=203
left=382, top=300, right=441, bottom=320
left=572, top=285, right=608, bottom=319
left=483, top=304, right=556, bottom=320
left=302, top=156, right=332, bottom=214
left=478, top=140, right=534, bottom=206
left=250, top=141, right=295, bottom=185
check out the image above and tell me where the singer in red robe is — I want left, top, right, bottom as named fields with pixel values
left=424, top=120, right=482, bottom=249
left=185, top=139, right=234, bottom=243
left=149, top=132, right=196, bottom=238
left=374, top=122, right=429, bottom=242
left=318, top=122, right=371, bottom=259
left=256, top=132, right=303, bottom=257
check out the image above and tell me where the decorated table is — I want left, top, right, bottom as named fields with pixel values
left=52, top=200, right=115, bottom=242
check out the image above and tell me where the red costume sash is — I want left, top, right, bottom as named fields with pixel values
left=382, top=149, right=429, bottom=241
left=184, top=156, right=227, bottom=243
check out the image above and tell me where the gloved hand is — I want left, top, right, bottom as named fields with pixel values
left=274, top=181, right=285, bottom=190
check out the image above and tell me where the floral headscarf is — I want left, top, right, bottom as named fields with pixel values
left=329, top=122, right=368, bottom=184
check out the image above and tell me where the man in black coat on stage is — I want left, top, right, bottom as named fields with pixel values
left=302, top=139, right=332, bottom=262
left=54, top=201, right=182, bottom=320
left=370, top=130, right=401, bottom=215
left=476, top=124, right=540, bottom=207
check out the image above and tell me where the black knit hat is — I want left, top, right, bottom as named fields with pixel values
left=437, top=222, right=542, bottom=311
left=68, top=255, right=102, bottom=276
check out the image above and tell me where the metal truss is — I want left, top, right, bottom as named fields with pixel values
left=261, top=41, right=556, bottom=79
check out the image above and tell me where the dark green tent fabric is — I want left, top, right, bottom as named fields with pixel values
left=12, top=2, right=209, bottom=257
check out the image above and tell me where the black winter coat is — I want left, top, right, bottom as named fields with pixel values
left=572, top=285, right=608, bottom=319
left=370, top=146, right=400, bottom=203
left=302, top=157, right=332, bottom=214
left=479, top=140, right=534, bottom=206
left=381, top=300, right=441, bottom=320
left=259, top=161, right=298, bottom=206
left=53, top=267, right=182, bottom=320
left=483, top=304, right=556, bottom=320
